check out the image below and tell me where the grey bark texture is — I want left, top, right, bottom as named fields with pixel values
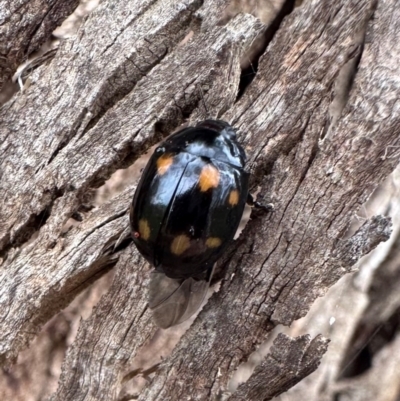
left=0, top=0, right=80, bottom=91
left=272, top=168, right=400, bottom=401
left=230, top=334, right=330, bottom=401
left=1, top=0, right=400, bottom=399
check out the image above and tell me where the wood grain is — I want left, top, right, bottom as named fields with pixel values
left=1, top=0, right=399, bottom=399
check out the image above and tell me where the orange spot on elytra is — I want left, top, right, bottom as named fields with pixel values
left=157, top=154, right=173, bottom=175
left=206, top=237, right=222, bottom=248
left=198, top=164, right=220, bottom=192
left=171, top=234, right=190, bottom=255
left=228, top=190, right=239, bottom=206
left=138, top=219, right=151, bottom=240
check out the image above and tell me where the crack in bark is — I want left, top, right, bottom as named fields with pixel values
left=236, top=0, right=296, bottom=100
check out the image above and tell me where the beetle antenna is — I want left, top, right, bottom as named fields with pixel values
left=197, top=83, right=210, bottom=119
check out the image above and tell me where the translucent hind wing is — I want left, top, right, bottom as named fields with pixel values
left=149, top=271, right=210, bottom=329
left=148, top=270, right=181, bottom=309
left=174, top=277, right=210, bottom=325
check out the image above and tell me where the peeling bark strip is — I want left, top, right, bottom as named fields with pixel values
left=333, top=216, right=392, bottom=267
left=0, top=0, right=80, bottom=91
left=230, top=334, right=330, bottom=401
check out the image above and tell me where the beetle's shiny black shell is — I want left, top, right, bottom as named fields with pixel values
left=130, top=120, right=249, bottom=279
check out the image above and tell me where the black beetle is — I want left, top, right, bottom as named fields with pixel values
left=130, top=120, right=271, bottom=328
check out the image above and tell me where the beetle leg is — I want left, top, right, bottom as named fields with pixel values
left=199, top=264, right=215, bottom=282
left=205, top=264, right=215, bottom=282
left=247, top=193, right=274, bottom=212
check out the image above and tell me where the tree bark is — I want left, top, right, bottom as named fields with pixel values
left=0, top=0, right=399, bottom=399
left=230, top=334, right=329, bottom=401
left=0, top=0, right=80, bottom=91
left=271, top=169, right=400, bottom=401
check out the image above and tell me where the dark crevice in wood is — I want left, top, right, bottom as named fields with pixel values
left=188, top=13, right=202, bottom=34
left=65, top=258, right=118, bottom=298
left=236, top=0, right=296, bottom=101
left=46, top=107, right=90, bottom=166
left=0, top=183, right=68, bottom=263
left=122, top=363, right=161, bottom=383
left=70, top=212, right=83, bottom=222
left=78, top=50, right=173, bottom=143
left=118, top=396, right=139, bottom=401
left=0, top=233, right=10, bottom=263
left=320, top=55, right=362, bottom=141
left=339, top=305, right=400, bottom=379
left=25, top=2, right=58, bottom=57
left=353, top=0, right=379, bottom=81
left=249, top=113, right=313, bottom=189
left=0, top=202, right=53, bottom=264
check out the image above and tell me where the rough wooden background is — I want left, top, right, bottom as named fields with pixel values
left=1, top=0, right=400, bottom=399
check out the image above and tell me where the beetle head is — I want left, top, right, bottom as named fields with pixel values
left=196, top=120, right=237, bottom=140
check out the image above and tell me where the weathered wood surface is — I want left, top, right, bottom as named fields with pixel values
left=1, top=0, right=400, bottom=399
left=0, top=0, right=80, bottom=91
left=0, top=0, right=205, bottom=249
left=137, top=0, right=396, bottom=398
left=230, top=334, right=329, bottom=401
left=273, top=169, right=400, bottom=401
left=1, top=0, right=259, bottom=365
